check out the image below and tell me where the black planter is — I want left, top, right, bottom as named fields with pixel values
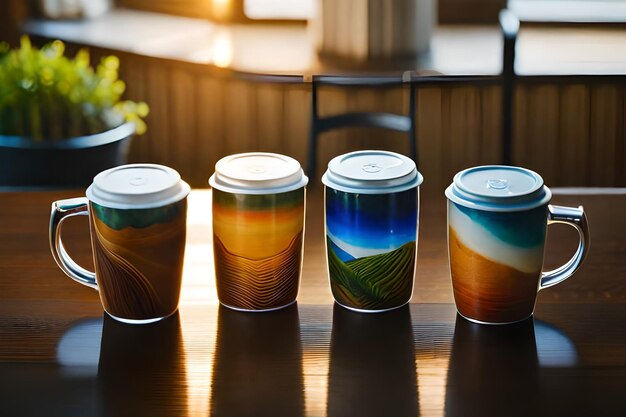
left=0, top=122, right=135, bottom=187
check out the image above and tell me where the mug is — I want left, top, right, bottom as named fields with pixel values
left=445, top=165, right=590, bottom=324
left=209, top=152, right=308, bottom=312
left=322, top=150, right=423, bottom=312
left=50, top=164, right=190, bottom=324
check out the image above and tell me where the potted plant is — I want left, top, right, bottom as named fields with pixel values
left=0, top=37, right=148, bottom=186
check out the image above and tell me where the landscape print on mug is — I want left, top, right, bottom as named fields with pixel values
left=89, top=200, right=187, bottom=321
left=213, top=189, right=305, bottom=311
left=448, top=202, right=548, bottom=323
left=326, top=188, right=417, bottom=311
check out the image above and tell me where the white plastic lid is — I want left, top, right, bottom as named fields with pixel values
left=321, top=150, right=423, bottom=194
left=445, top=165, right=552, bottom=212
left=86, top=164, right=190, bottom=209
left=208, top=152, right=308, bottom=194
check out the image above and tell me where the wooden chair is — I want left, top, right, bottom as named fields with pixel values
left=307, top=74, right=417, bottom=179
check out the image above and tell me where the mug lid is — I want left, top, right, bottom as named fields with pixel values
left=445, top=165, right=551, bottom=212
left=86, top=164, right=190, bottom=209
left=209, top=152, right=308, bottom=194
left=322, top=150, right=423, bottom=194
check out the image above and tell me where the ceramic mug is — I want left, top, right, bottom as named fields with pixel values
left=50, top=164, right=190, bottom=324
left=209, top=153, right=308, bottom=312
left=322, top=150, right=423, bottom=313
left=445, top=165, right=590, bottom=324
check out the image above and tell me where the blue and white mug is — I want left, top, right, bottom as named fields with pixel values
left=322, top=150, right=423, bottom=313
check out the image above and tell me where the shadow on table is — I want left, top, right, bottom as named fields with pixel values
left=327, top=303, right=419, bottom=417
left=444, top=314, right=604, bottom=417
left=210, top=303, right=305, bottom=416
left=0, top=312, right=187, bottom=417
left=97, top=312, right=188, bottom=417
left=0, top=317, right=102, bottom=417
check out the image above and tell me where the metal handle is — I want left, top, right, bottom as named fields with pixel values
left=49, top=198, right=98, bottom=290
left=540, top=204, right=590, bottom=290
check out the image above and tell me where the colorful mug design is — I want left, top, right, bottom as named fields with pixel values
left=322, top=150, right=423, bottom=313
left=326, top=188, right=417, bottom=311
left=448, top=203, right=547, bottom=323
left=50, top=164, right=190, bottom=324
left=209, top=152, right=309, bottom=312
left=446, top=165, right=590, bottom=324
left=212, top=189, right=305, bottom=311
left=89, top=200, right=187, bottom=321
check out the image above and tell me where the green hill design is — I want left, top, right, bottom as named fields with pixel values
left=328, top=238, right=416, bottom=310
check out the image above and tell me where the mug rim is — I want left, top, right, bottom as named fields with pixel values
left=209, top=152, right=308, bottom=195
left=446, top=183, right=552, bottom=212
left=86, top=181, right=190, bottom=210
left=86, top=163, right=190, bottom=210
left=322, top=150, right=423, bottom=195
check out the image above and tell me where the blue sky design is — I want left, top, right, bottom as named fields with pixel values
left=328, top=239, right=356, bottom=262
left=326, top=188, right=417, bottom=260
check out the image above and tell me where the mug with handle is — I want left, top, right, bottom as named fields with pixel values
left=50, top=164, right=190, bottom=324
left=445, top=165, right=590, bottom=324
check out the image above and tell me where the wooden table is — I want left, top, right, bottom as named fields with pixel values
left=1, top=188, right=625, bottom=416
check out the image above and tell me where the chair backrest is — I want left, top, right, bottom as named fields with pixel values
left=307, top=74, right=417, bottom=178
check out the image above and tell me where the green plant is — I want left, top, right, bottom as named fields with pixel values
left=0, top=36, right=148, bottom=140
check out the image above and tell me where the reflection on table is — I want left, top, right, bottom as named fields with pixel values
left=6, top=302, right=624, bottom=416
left=328, top=304, right=418, bottom=416
left=97, top=312, right=187, bottom=416
left=211, top=304, right=305, bottom=416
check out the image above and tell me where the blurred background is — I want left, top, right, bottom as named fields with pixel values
left=1, top=0, right=625, bottom=191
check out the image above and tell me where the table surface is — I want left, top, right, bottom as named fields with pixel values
left=23, top=8, right=626, bottom=77
left=0, top=188, right=625, bottom=416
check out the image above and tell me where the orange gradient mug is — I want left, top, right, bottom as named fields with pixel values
left=209, top=153, right=308, bottom=312
left=445, top=166, right=590, bottom=325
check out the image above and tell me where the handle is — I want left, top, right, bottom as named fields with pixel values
left=49, top=198, right=98, bottom=290
left=540, top=204, right=590, bottom=290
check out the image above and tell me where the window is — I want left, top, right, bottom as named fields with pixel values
left=244, top=0, right=314, bottom=20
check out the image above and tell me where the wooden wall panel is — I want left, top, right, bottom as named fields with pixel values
left=479, top=86, right=502, bottom=165
left=196, top=77, right=226, bottom=184
left=224, top=80, right=257, bottom=154
left=170, top=68, right=198, bottom=182
left=256, top=84, right=285, bottom=154
left=559, top=85, right=590, bottom=185
left=449, top=87, right=481, bottom=174
left=514, top=85, right=561, bottom=185
left=589, top=85, right=618, bottom=186
left=116, top=55, right=624, bottom=189
left=416, top=88, right=444, bottom=192
left=282, top=86, right=310, bottom=165
left=621, top=85, right=625, bottom=186
left=512, top=83, right=625, bottom=187
left=120, top=55, right=148, bottom=162
left=143, top=64, right=173, bottom=166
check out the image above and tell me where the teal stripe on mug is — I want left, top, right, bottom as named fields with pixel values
left=454, top=203, right=548, bottom=248
left=92, top=201, right=183, bottom=230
